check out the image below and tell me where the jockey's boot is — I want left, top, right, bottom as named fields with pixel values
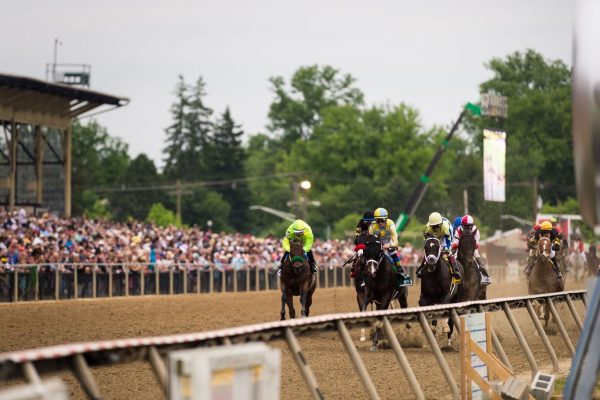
left=449, top=258, right=462, bottom=284
left=475, top=257, right=492, bottom=286
left=524, top=255, right=535, bottom=276
left=551, top=257, right=563, bottom=279
left=395, top=262, right=413, bottom=287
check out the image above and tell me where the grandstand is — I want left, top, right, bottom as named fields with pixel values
left=0, top=74, right=128, bottom=216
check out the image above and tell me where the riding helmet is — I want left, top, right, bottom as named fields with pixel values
left=362, top=210, right=375, bottom=222
left=292, top=220, right=306, bottom=234
left=428, top=212, right=442, bottom=226
left=540, top=220, right=553, bottom=231
left=374, top=208, right=388, bottom=220
left=461, top=215, right=474, bottom=226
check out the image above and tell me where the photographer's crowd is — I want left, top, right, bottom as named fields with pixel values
left=0, top=209, right=423, bottom=301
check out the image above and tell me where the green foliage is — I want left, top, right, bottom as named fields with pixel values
left=332, top=213, right=361, bottom=239
left=71, top=120, right=129, bottom=216
left=464, top=49, right=573, bottom=227
left=182, top=187, right=231, bottom=231
left=85, top=199, right=112, bottom=220
left=146, top=203, right=179, bottom=227
left=268, top=65, right=364, bottom=143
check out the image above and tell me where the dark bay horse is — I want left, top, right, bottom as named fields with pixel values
left=419, top=236, right=463, bottom=346
left=457, top=232, right=487, bottom=301
left=280, top=240, right=316, bottom=320
left=528, top=237, right=564, bottom=329
left=361, top=237, right=408, bottom=351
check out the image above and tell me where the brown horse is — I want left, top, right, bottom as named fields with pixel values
left=457, top=232, right=487, bottom=301
left=279, top=239, right=317, bottom=320
left=527, top=237, right=565, bottom=329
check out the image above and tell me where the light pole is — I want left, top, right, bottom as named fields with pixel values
left=53, top=38, right=62, bottom=82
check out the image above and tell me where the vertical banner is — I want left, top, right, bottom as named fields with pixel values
left=483, top=129, right=506, bottom=202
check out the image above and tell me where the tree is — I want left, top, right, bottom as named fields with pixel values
left=210, top=108, right=249, bottom=230
left=109, top=154, right=164, bottom=221
left=464, top=49, right=573, bottom=226
left=182, top=187, right=231, bottom=231
left=163, top=76, right=213, bottom=181
left=268, top=65, right=364, bottom=143
left=71, top=120, right=129, bottom=216
left=146, top=203, right=179, bottom=227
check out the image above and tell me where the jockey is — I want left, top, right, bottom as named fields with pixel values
left=525, top=220, right=562, bottom=278
left=280, top=219, right=317, bottom=274
left=355, top=210, right=375, bottom=242
left=416, top=212, right=462, bottom=282
left=350, top=210, right=374, bottom=278
left=368, top=207, right=413, bottom=287
left=451, top=215, right=492, bottom=286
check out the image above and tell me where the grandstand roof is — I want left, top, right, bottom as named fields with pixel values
left=0, top=73, right=129, bottom=129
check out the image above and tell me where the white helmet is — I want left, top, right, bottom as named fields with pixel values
left=428, top=212, right=443, bottom=226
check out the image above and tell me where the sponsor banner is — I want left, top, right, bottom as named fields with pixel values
left=483, top=129, right=506, bottom=202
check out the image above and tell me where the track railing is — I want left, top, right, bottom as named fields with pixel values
left=0, top=263, right=513, bottom=302
left=0, top=290, right=586, bottom=400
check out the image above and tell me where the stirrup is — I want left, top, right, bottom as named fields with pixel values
left=397, top=276, right=413, bottom=287
left=360, top=280, right=365, bottom=287
left=480, top=275, right=491, bottom=286
left=451, top=274, right=462, bottom=284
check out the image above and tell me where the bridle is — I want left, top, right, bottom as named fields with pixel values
left=424, top=237, right=441, bottom=271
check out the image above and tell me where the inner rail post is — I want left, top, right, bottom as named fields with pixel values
left=284, top=327, right=324, bottom=400
left=547, top=297, right=575, bottom=357
left=148, top=346, right=168, bottom=394
left=71, top=354, right=102, bottom=400
left=525, top=299, right=558, bottom=372
left=417, top=312, right=459, bottom=400
left=382, top=317, right=425, bottom=400
left=22, top=361, right=41, bottom=385
left=565, top=295, right=584, bottom=331
left=502, top=302, right=538, bottom=379
left=336, top=320, right=380, bottom=400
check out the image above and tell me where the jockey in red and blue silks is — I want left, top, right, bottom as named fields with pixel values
left=451, top=215, right=492, bottom=286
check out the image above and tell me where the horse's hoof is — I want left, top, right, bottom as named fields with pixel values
left=369, top=346, right=378, bottom=352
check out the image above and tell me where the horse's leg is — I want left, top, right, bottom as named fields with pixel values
left=286, top=290, right=296, bottom=319
left=299, top=289, right=307, bottom=317
left=280, top=289, right=287, bottom=320
left=447, top=318, right=454, bottom=347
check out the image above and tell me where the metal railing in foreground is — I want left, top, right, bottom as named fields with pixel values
left=0, top=263, right=514, bottom=303
left=0, top=290, right=586, bottom=400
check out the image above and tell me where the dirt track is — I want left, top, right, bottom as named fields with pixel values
left=0, top=279, right=587, bottom=399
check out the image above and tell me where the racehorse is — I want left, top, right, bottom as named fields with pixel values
left=456, top=231, right=487, bottom=301
left=361, top=236, right=408, bottom=351
left=567, top=249, right=587, bottom=282
left=586, top=245, right=599, bottom=278
left=527, top=237, right=564, bottom=329
left=419, top=236, right=463, bottom=346
left=279, top=239, right=317, bottom=320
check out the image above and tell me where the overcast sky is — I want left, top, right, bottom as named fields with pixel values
left=1, top=1, right=572, bottom=169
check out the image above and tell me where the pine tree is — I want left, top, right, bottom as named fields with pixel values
left=163, top=75, right=188, bottom=179
left=211, top=107, right=249, bottom=230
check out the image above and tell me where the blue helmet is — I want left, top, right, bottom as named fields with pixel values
left=453, top=216, right=462, bottom=232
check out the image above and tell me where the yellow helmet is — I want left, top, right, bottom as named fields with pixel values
left=374, top=208, right=389, bottom=220
left=428, top=212, right=443, bottom=226
left=540, top=221, right=553, bottom=231
left=292, top=220, right=306, bottom=235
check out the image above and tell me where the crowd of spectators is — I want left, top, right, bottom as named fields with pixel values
left=0, top=209, right=424, bottom=301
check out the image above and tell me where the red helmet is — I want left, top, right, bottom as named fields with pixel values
left=461, top=215, right=474, bottom=226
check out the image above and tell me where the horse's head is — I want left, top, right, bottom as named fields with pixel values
left=363, top=238, right=383, bottom=278
left=424, top=236, right=441, bottom=271
left=537, top=237, right=551, bottom=259
left=458, top=231, right=476, bottom=259
left=288, top=239, right=307, bottom=274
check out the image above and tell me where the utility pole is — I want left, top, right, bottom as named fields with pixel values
left=533, top=177, right=539, bottom=217
left=463, top=189, right=469, bottom=215
left=175, top=179, right=182, bottom=223
left=52, top=38, right=61, bottom=82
